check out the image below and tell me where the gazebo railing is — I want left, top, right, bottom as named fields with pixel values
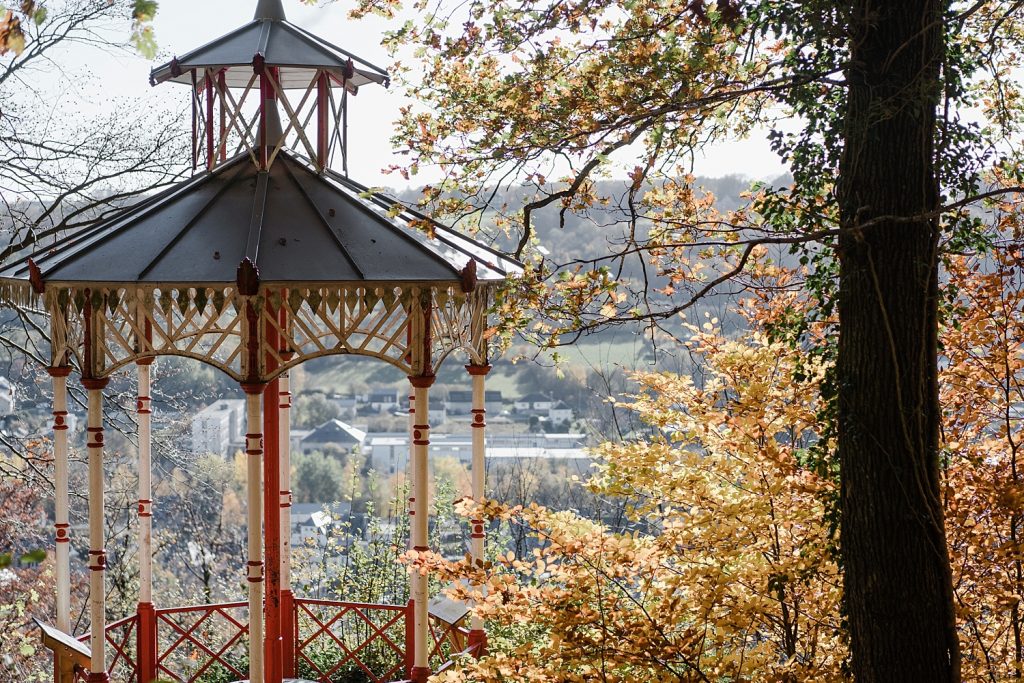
left=428, top=619, right=478, bottom=672
left=294, top=598, right=410, bottom=683
left=69, top=597, right=478, bottom=682
left=155, top=601, right=249, bottom=683
left=74, top=613, right=138, bottom=682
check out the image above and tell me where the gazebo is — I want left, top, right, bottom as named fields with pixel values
left=6, top=1, right=520, bottom=681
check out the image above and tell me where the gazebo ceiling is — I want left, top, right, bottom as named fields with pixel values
left=149, top=0, right=389, bottom=90
left=3, top=150, right=517, bottom=289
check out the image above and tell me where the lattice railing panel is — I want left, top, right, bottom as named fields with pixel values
left=155, top=601, right=249, bottom=683
left=76, top=614, right=139, bottom=682
left=428, top=617, right=475, bottom=673
left=295, top=598, right=408, bottom=683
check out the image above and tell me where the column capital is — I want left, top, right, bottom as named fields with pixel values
left=241, top=381, right=267, bottom=395
left=465, top=363, right=492, bottom=376
left=47, top=366, right=72, bottom=378
left=81, top=377, right=109, bottom=391
left=135, top=356, right=155, bottom=366
left=408, top=374, right=436, bottom=388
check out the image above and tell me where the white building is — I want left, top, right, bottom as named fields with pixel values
left=290, top=502, right=351, bottom=548
left=513, top=392, right=553, bottom=415
left=366, top=388, right=401, bottom=413
left=191, top=399, right=245, bottom=456
left=365, top=432, right=589, bottom=474
left=0, top=377, right=15, bottom=415
left=547, top=400, right=574, bottom=424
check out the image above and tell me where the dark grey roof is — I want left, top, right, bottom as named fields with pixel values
left=3, top=151, right=519, bottom=287
left=149, top=2, right=389, bottom=90
left=303, top=419, right=366, bottom=445
left=447, top=390, right=502, bottom=403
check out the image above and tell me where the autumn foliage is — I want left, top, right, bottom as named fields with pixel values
left=410, top=250, right=1024, bottom=682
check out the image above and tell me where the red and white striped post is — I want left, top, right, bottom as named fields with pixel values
left=136, top=359, right=158, bottom=683
left=49, top=366, right=73, bottom=682
left=241, top=384, right=265, bottom=683
left=466, top=363, right=491, bottom=655
left=408, top=374, right=435, bottom=683
left=83, top=376, right=110, bottom=683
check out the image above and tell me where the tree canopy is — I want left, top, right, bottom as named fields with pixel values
left=351, top=0, right=1024, bottom=678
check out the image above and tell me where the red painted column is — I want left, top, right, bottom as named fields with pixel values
left=317, top=70, right=328, bottom=170
left=263, top=296, right=283, bottom=683
left=217, top=70, right=227, bottom=162
left=205, top=69, right=215, bottom=170
left=279, top=352, right=296, bottom=677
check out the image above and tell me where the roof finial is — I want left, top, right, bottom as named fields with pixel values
left=254, top=0, right=286, bottom=21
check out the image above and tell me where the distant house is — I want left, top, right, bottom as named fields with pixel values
left=328, top=393, right=359, bottom=419
left=366, top=388, right=401, bottom=413
left=514, top=393, right=553, bottom=415
left=445, top=390, right=503, bottom=415
left=547, top=400, right=573, bottom=423
left=429, top=397, right=447, bottom=425
left=0, top=377, right=15, bottom=415
left=367, top=436, right=407, bottom=474
left=365, top=431, right=590, bottom=474
left=191, top=399, right=245, bottom=456
left=300, top=419, right=367, bottom=455
left=290, top=502, right=352, bottom=549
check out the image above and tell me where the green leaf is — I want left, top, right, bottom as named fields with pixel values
left=20, top=548, right=47, bottom=564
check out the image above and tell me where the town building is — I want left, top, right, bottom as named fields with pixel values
left=513, top=392, right=554, bottom=415
left=0, top=376, right=16, bottom=415
left=445, top=389, right=503, bottom=415
left=190, top=399, right=245, bottom=456
left=300, top=419, right=367, bottom=455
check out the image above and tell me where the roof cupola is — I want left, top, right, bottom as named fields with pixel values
left=150, top=0, right=389, bottom=174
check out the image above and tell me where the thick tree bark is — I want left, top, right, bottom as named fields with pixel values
left=837, top=0, right=960, bottom=680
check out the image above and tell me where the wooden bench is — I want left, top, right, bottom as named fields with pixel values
left=36, top=619, right=90, bottom=683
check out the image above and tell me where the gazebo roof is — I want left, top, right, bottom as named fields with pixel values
left=149, top=0, right=389, bottom=90
left=3, top=150, right=519, bottom=288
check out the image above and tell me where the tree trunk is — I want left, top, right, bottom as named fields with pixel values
left=837, top=0, right=960, bottom=680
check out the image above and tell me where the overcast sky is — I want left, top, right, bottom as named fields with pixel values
left=40, top=0, right=790, bottom=189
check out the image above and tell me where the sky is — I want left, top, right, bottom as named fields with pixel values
left=38, top=0, right=790, bottom=189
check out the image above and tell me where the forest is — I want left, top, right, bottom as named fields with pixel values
left=1, top=0, right=1024, bottom=682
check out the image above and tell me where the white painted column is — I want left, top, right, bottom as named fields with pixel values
left=467, top=364, right=491, bottom=642
left=137, top=361, right=153, bottom=604
left=407, top=388, right=416, bottom=547
left=409, top=376, right=434, bottom=682
left=50, top=367, right=71, bottom=634
left=243, top=387, right=265, bottom=683
left=84, top=378, right=110, bottom=682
